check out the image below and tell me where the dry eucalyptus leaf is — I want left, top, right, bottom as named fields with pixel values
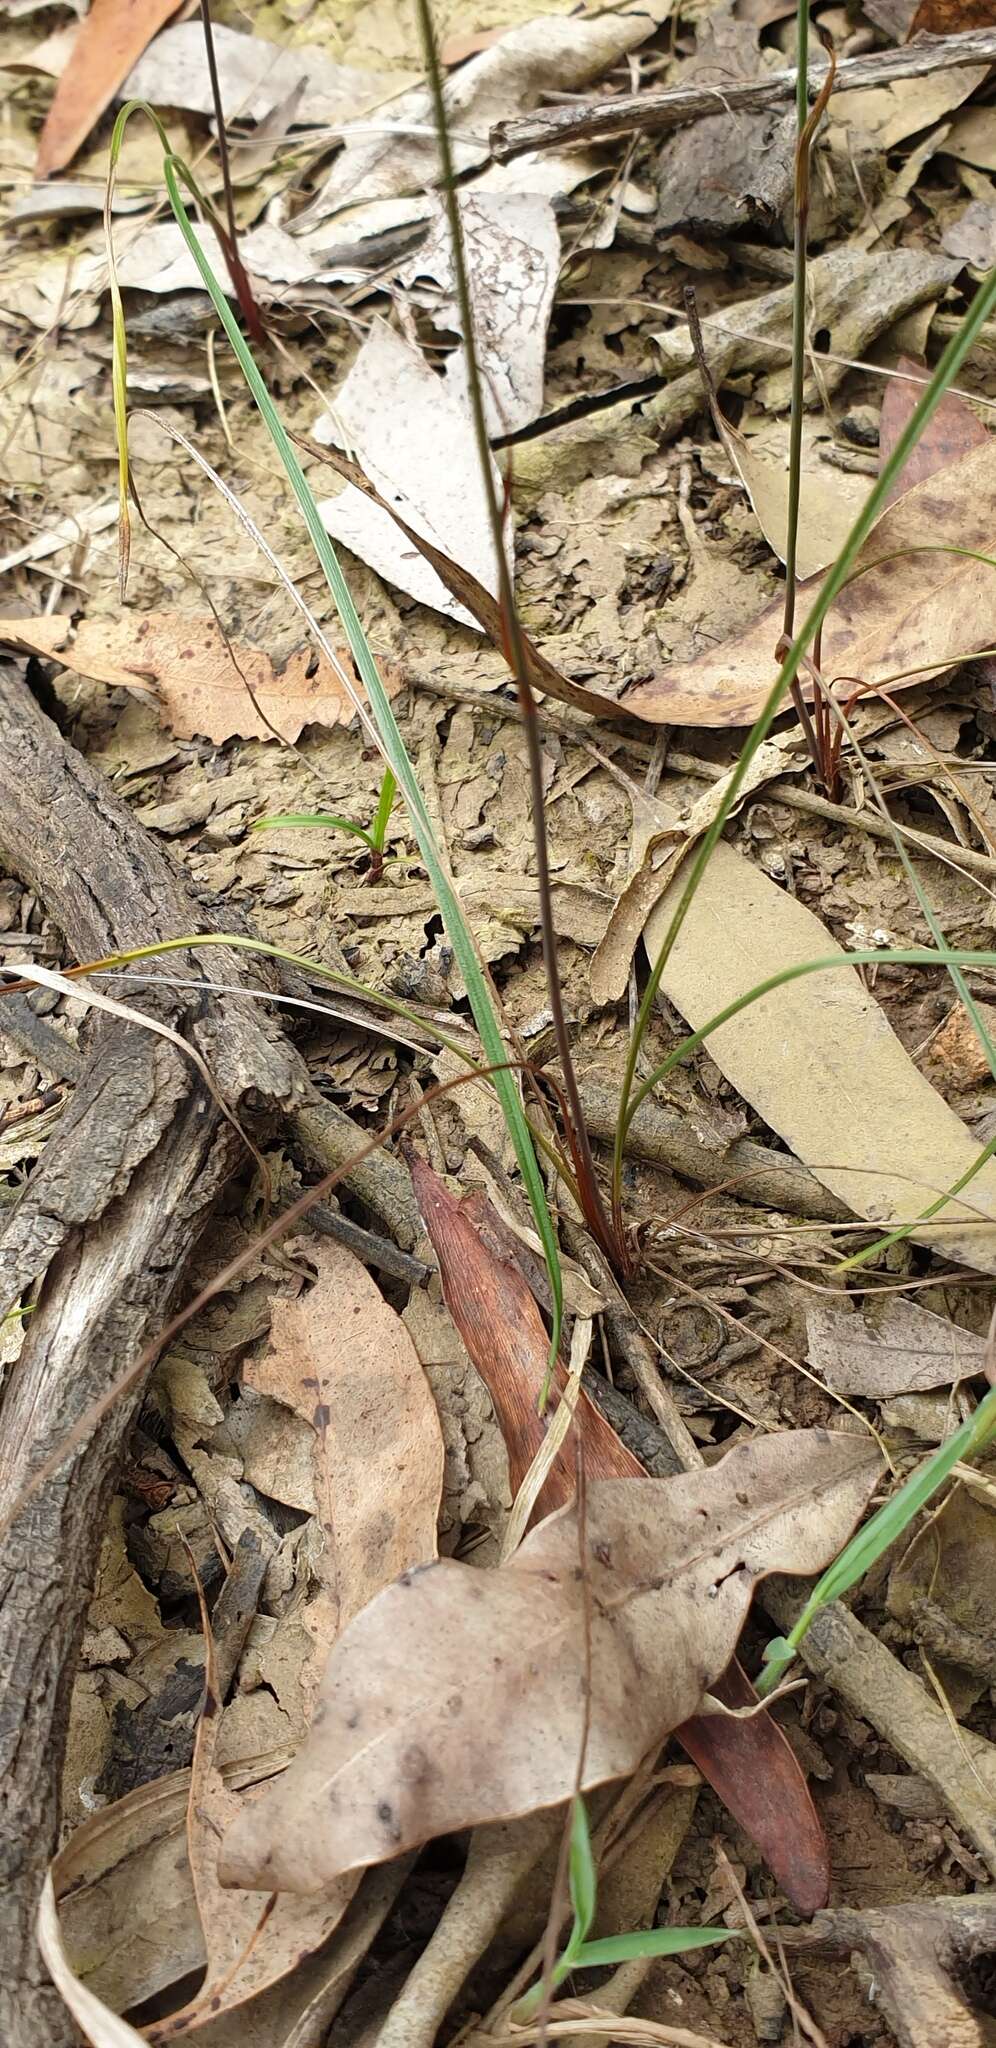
left=879, top=354, right=989, bottom=503
left=120, top=21, right=401, bottom=129
left=807, top=1298, right=988, bottom=1399
left=640, top=822, right=996, bottom=1272
left=298, top=2, right=671, bottom=224
left=717, top=414, right=875, bottom=580
left=245, top=1237, right=445, bottom=1674
left=35, top=0, right=182, bottom=178
left=51, top=1752, right=294, bottom=2022
left=829, top=59, right=988, bottom=151
left=151, top=1650, right=353, bottom=2041
left=141, top=1242, right=443, bottom=2037
left=0, top=614, right=393, bottom=743
left=590, top=734, right=804, bottom=1006
left=942, top=104, right=996, bottom=174
left=624, top=432, right=996, bottom=726
left=397, top=191, right=560, bottom=436
left=314, top=322, right=512, bottom=630
left=219, top=1431, right=879, bottom=1895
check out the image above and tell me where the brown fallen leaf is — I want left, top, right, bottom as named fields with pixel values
left=712, top=414, right=874, bottom=581
left=879, top=354, right=989, bottom=501
left=411, top=1158, right=644, bottom=1512
left=909, top=0, right=996, bottom=29
left=623, top=432, right=996, bottom=726
left=148, top=1600, right=353, bottom=2043
left=245, top=1236, right=445, bottom=1686
left=99, top=1243, right=443, bottom=2040
left=0, top=613, right=396, bottom=744
left=807, top=1297, right=988, bottom=1399
left=410, top=1157, right=833, bottom=1917
left=36, top=0, right=183, bottom=178
left=219, top=1430, right=880, bottom=1895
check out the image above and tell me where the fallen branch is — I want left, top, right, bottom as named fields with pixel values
left=0, top=664, right=409, bottom=2044
left=782, top=1893, right=996, bottom=2048
left=491, top=27, right=996, bottom=162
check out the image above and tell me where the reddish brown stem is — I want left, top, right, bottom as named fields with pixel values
left=200, top=0, right=266, bottom=345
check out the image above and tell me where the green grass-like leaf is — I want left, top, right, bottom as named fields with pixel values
left=105, top=104, right=563, bottom=1362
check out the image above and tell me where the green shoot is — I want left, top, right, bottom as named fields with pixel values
left=254, top=765, right=397, bottom=873
left=756, top=1383, right=996, bottom=1697
left=513, top=1795, right=734, bottom=2016
left=253, top=812, right=381, bottom=849
left=106, top=102, right=565, bottom=1365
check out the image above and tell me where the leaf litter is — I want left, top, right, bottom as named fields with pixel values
left=7, top=0, right=996, bottom=2042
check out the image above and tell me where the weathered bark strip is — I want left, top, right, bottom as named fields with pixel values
left=0, top=667, right=400, bottom=2044
left=782, top=1894, right=996, bottom=2048
left=491, top=26, right=996, bottom=161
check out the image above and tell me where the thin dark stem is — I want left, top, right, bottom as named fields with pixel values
left=414, top=0, right=627, bottom=1276
left=783, top=14, right=837, bottom=777
left=782, top=0, right=810, bottom=645
left=200, top=0, right=265, bottom=344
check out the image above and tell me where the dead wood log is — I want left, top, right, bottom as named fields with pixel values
left=781, top=1893, right=996, bottom=2048
left=491, top=27, right=996, bottom=162
left=0, top=664, right=407, bottom=2044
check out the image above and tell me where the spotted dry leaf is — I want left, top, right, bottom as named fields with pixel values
left=220, top=1430, right=880, bottom=1895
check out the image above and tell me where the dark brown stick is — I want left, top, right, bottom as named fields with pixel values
left=490, top=26, right=996, bottom=161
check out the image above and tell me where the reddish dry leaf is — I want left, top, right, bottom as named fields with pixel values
left=411, top=1157, right=644, bottom=1515
left=623, top=433, right=996, bottom=727
left=36, top=0, right=184, bottom=178
left=411, top=1157, right=832, bottom=1914
left=879, top=356, right=989, bottom=503
left=219, top=1430, right=879, bottom=1895
left=0, top=613, right=397, bottom=743
left=909, top=0, right=996, bottom=28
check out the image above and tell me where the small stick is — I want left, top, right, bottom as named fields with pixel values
left=490, top=27, right=996, bottom=161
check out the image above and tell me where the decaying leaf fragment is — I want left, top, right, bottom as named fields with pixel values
left=220, top=1431, right=879, bottom=1895
left=245, top=1237, right=446, bottom=1674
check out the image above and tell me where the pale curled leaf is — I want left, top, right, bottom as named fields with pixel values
left=591, top=736, right=804, bottom=1006
left=299, top=4, right=671, bottom=223
left=219, top=1431, right=879, bottom=1895
left=38, top=1873, right=147, bottom=2048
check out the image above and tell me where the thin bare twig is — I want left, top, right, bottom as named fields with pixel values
left=490, top=28, right=996, bottom=161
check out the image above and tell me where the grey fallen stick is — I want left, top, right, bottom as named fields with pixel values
left=491, top=27, right=996, bottom=161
